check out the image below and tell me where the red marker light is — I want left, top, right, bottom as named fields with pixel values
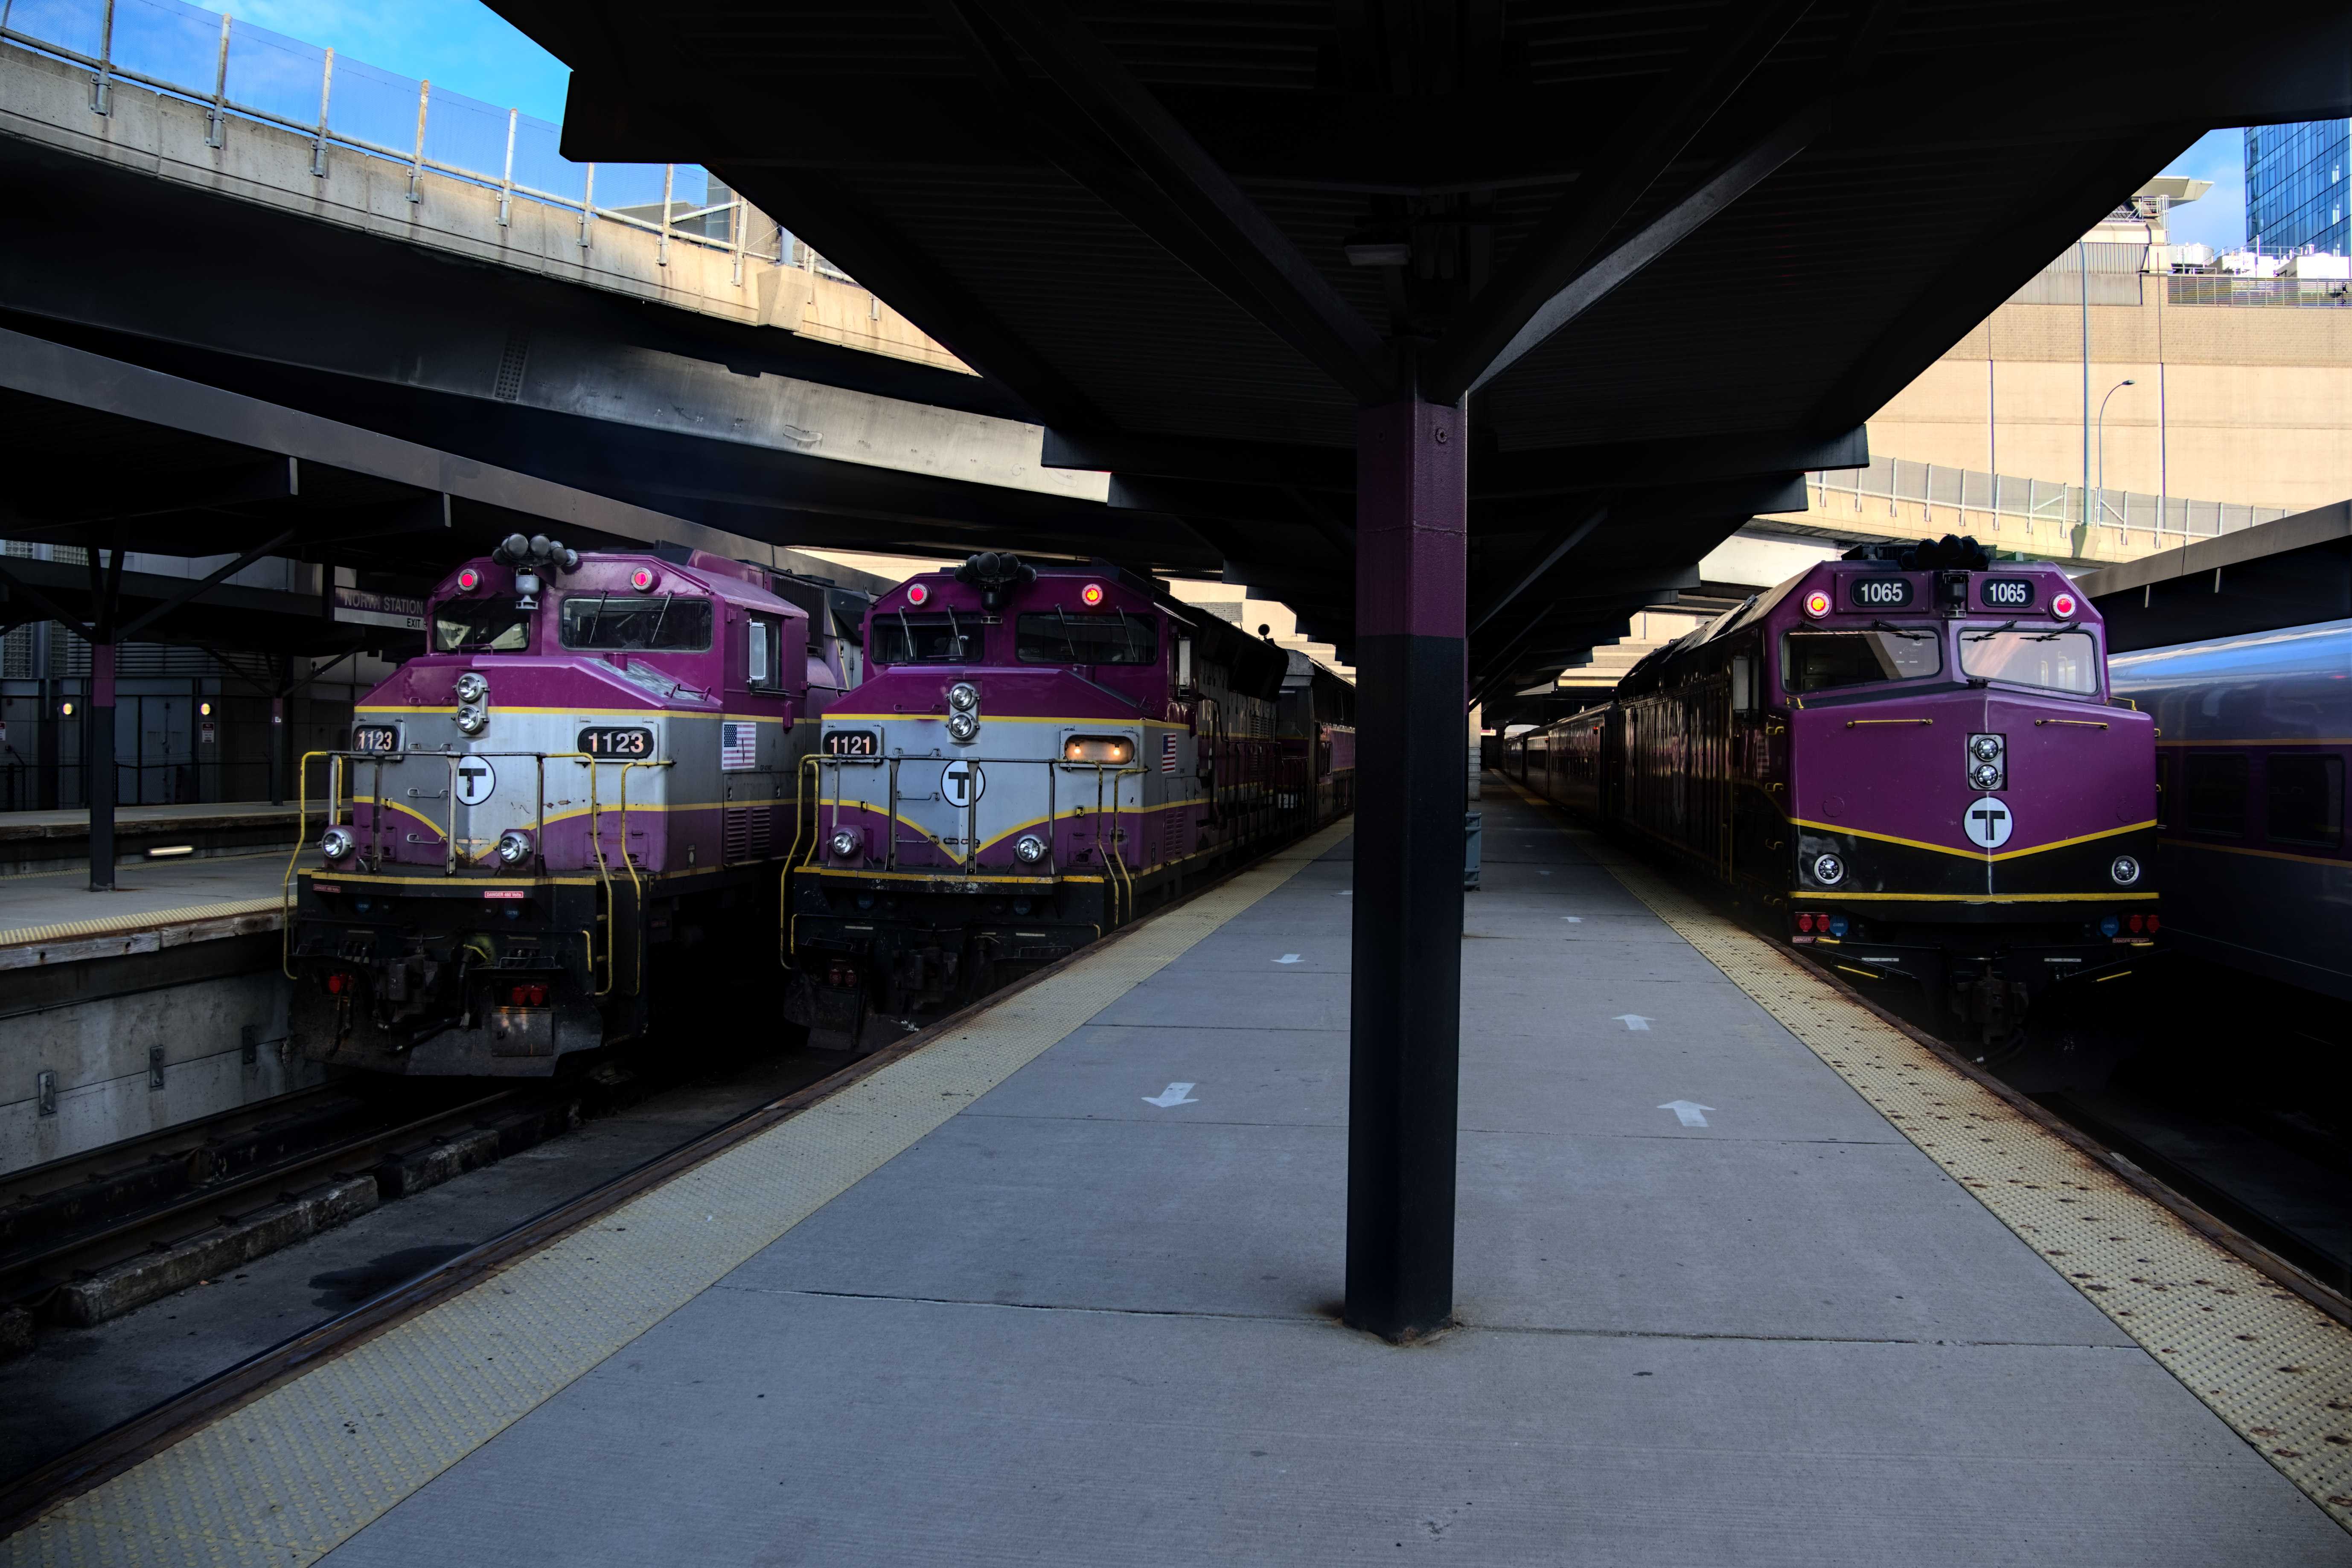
left=2145, top=914, right=2160, bottom=933
left=1081, top=582, right=1105, bottom=607
left=629, top=566, right=658, bottom=593
left=1802, top=589, right=1832, bottom=619
left=907, top=582, right=931, bottom=606
left=455, top=567, right=481, bottom=593
left=2051, top=591, right=2079, bottom=618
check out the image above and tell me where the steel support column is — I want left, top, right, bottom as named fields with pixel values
left=1345, top=396, right=1467, bottom=1342
left=87, top=640, right=115, bottom=890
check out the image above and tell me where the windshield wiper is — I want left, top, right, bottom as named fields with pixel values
left=1961, top=620, right=2019, bottom=642
left=648, top=593, right=674, bottom=646
left=1870, top=621, right=1935, bottom=641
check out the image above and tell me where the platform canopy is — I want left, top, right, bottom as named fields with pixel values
left=510, top=0, right=2346, bottom=692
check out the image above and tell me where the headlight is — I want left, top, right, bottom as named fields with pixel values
left=454, top=672, right=489, bottom=704
left=2109, top=855, right=2141, bottom=886
left=495, top=829, right=533, bottom=865
left=1014, top=834, right=1047, bottom=864
left=1969, top=761, right=2003, bottom=790
left=320, top=826, right=355, bottom=861
left=1812, top=852, right=1846, bottom=885
left=1062, top=736, right=1135, bottom=763
left=830, top=828, right=862, bottom=860
left=1968, top=734, right=2002, bottom=762
left=946, top=712, right=979, bottom=742
left=456, top=705, right=489, bottom=735
left=947, top=682, right=980, bottom=713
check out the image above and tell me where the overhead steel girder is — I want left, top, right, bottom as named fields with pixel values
left=1047, top=426, right=1866, bottom=498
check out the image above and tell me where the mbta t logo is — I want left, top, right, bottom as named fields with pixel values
left=1962, top=794, right=2014, bottom=849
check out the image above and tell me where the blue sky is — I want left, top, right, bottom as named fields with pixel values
left=2158, top=128, right=2247, bottom=252
left=230, top=0, right=571, bottom=123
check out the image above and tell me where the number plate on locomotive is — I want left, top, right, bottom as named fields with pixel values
left=1977, top=576, right=2037, bottom=609
left=350, top=724, right=400, bottom=753
left=824, top=729, right=881, bottom=757
left=1846, top=576, right=1914, bottom=608
left=577, top=727, right=655, bottom=757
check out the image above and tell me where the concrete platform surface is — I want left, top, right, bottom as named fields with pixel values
left=0, top=852, right=287, bottom=945
left=11, top=804, right=2345, bottom=1565
left=0, top=803, right=301, bottom=843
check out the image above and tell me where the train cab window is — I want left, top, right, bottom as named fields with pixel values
left=433, top=599, right=531, bottom=653
left=2266, top=753, right=2344, bottom=847
left=1017, top=611, right=1157, bottom=666
left=871, top=614, right=978, bottom=664
left=560, top=594, right=714, bottom=651
left=746, top=615, right=783, bottom=689
left=1957, top=627, right=2099, bottom=694
left=2183, top=753, right=2249, bottom=836
left=1781, top=627, right=1940, bottom=692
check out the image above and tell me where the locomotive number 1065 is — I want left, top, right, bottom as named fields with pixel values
left=577, top=727, right=655, bottom=757
left=1978, top=576, right=2038, bottom=608
left=1847, top=576, right=1914, bottom=608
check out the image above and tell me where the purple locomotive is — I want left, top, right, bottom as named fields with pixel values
left=785, top=553, right=1354, bottom=1050
left=1506, top=536, right=2159, bottom=1088
left=284, top=537, right=860, bottom=1075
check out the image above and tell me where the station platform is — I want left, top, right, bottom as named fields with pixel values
left=0, top=850, right=285, bottom=966
left=0, top=803, right=303, bottom=879
left=8, top=793, right=2348, bottom=1565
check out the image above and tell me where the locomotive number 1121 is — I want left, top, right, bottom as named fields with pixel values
left=577, top=727, right=655, bottom=757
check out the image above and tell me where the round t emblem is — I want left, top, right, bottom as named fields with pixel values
left=1961, top=794, right=2014, bottom=849
left=455, top=756, right=498, bottom=807
left=942, top=759, right=986, bottom=807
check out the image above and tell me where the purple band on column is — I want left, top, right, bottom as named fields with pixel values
left=90, top=642, right=115, bottom=707
left=1355, top=399, right=1467, bottom=640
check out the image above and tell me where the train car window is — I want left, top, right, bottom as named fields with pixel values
left=2183, top=753, right=2249, bottom=836
left=1780, top=628, right=1940, bottom=692
left=870, top=614, right=978, bottom=664
left=559, top=594, right=714, bottom=651
left=1956, top=628, right=2098, bottom=693
left=2265, top=753, right=2344, bottom=847
left=1017, top=611, right=1158, bottom=665
left=1730, top=653, right=1758, bottom=711
left=432, top=600, right=531, bottom=652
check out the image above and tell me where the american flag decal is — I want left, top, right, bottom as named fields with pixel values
left=721, top=721, right=757, bottom=771
left=1161, top=733, right=1179, bottom=774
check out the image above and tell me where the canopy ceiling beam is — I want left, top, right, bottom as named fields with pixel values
left=955, top=0, right=1400, bottom=405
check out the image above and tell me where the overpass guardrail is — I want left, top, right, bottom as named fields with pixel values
left=0, top=0, right=818, bottom=282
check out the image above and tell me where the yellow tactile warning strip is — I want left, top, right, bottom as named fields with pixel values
left=0, top=820, right=1352, bottom=1567
left=0, top=898, right=283, bottom=951
left=1501, top=782, right=2352, bottom=1531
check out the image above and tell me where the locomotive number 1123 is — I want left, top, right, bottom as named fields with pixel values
left=577, top=727, right=655, bottom=757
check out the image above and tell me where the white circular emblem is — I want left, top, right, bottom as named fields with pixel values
left=1961, top=794, right=2014, bottom=849
left=942, top=759, right=987, bottom=807
left=455, top=756, right=498, bottom=807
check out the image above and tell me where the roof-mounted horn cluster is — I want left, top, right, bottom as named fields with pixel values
left=955, top=551, right=1036, bottom=611
left=492, top=532, right=579, bottom=610
left=1841, top=534, right=1991, bottom=572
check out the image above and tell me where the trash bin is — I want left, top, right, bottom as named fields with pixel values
left=1464, top=810, right=1482, bottom=891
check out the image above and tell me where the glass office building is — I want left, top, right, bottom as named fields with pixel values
left=2245, top=121, right=2352, bottom=253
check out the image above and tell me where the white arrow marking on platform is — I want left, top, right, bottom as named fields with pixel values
left=1335, top=891, right=1353, bottom=897
left=1659, top=1100, right=1714, bottom=1127
left=1614, top=1014, right=1653, bottom=1031
left=1560, top=916, right=1583, bottom=923
left=1143, top=1083, right=1199, bottom=1107
left=1537, top=870, right=1551, bottom=876
left=1273, top=954, right=1304, bottom=964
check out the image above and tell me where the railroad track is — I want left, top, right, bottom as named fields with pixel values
left=0, top=1077, right=557, bottom=1331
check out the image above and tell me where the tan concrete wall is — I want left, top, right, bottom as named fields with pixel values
left=1867, top=290, right=2352, bottom=514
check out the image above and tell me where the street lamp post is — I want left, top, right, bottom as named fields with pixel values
left=2096, top=378, right=2137, bottom=530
